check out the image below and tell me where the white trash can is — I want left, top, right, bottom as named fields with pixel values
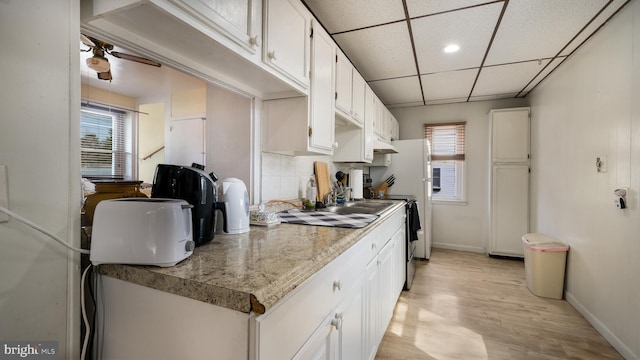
left=522, top=233, right=570, bottom=299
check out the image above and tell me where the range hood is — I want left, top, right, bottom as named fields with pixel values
left=373, top=139, right=398, bottom=154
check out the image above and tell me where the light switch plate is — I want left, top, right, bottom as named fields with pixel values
left=0, top=165, right=8, bottom=223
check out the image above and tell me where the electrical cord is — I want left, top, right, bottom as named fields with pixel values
left=0, top=205, right=90, bottom=254
left=81, top=264, right=92, bottom=360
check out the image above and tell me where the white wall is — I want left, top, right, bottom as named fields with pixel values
left=0, top=1, right=80, bottom=358
left=528, top=2, right=640, bottom=358
left=391, top=98, right=527, bottom=253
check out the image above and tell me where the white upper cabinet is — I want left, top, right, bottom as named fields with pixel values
left=168, top=0, right=262, bottom=60
left=332, top=75, right=374, bottom=163
left=308, top=21, right=336, bottom=153
left=335, top=50, right=365, bottom=126
left=351, top=71, right=366, bottom=124
left=262, top=20, right=335, bottom=156
left=263, top=0, right=311, bottom=91
left=491, top=108, right=530, bottom=163
left=81, top=0, right=301, bottom=98
left=389, top=115, right=399, bottom=141
left=335, top=50, right=353, bottom=119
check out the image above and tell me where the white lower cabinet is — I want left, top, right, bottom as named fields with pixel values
left=96, top=207, right=405, bottom=360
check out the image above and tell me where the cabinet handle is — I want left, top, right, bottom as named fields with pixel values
left=371, top=243, right=377, bottom=250
left=331, top=313, right=343, bottom=330
left=268, top=50, right=277, bottom=60
left=249, top=35, right=262, bottom=47
left=333, top=280, right=343, bottom=291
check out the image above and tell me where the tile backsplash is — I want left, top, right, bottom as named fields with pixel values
left=261, top=152, right=367, bottom=203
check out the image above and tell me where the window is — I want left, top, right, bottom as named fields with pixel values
left=424, top=122, right=466, bottom=202
left=81, top=103, right=133, bottom=179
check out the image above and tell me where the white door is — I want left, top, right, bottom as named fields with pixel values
left=168, top=117, right=205, bottom=166
left=490, top=164, right=529, bottom=256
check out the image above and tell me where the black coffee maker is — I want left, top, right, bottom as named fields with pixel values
left=151, top=163, right=226, bottom=247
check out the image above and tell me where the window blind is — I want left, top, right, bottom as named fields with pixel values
left=424, top=122, right=466, bottom=161
left=81, top=104, right=127, bottom=179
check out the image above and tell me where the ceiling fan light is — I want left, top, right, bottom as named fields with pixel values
left=86, top=55, right=110, bottom=72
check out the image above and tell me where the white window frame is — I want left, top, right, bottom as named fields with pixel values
left=425, top=122, right=466, bottom=204
left=81, top=102, right=135, bottom=180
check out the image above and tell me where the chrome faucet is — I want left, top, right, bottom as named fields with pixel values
left=325, top=187, right=352, bottom=206
left=324, top=189, right=338, bottom=206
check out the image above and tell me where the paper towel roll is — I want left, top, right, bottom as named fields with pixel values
left=349, top=169, right=363, bottom=199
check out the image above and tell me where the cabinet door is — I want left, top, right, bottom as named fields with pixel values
left=491, top=108, right=530, bottom=163
left=339, top=288, right=364, bottom=360
left=351, top=71, right=366, bottom=124
left=364, top=257, right=379, bottom=360
left=308, top=21, right=335, bottom=153
left=335, top=50, right=352, bottom=118
left=263, top=0, right=310, bottom=89
left=364, top=86, right=375, bottom=161
left=171, top=0, right=262, bottom=58
left=293, top=311, right=339, bottom=360
left=377, top=238, right=395, bottom=337
left=490, top=164, right=529, bottom=256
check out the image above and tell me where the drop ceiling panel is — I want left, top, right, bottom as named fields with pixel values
left=368, top=76, right=423, bottom=106
left=411, top=2, right=503, bottom=74
left=486, top=0, right=608, bottom=65
left=421, top=69, right=477, bottom=101
left=405, top=0, right=497, bottom=18
left=473, top=59, right=552, bottom=97
left=560, top=0, right=630, bottom=56
left=302, top=0, right=405, bottom=34
left=334, top=22, right=415, bottom=80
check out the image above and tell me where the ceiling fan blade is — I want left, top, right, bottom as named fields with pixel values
left=97, top=70, right=112, bottom=81
left=80, top=33, right=95, bottom=47
left=110, top=51, right=162, bottom=67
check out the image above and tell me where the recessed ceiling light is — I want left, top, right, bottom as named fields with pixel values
left=443, top=44, right=460, bottom=53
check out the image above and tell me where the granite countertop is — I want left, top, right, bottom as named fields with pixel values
left=96, top=200, right=404, bottom=315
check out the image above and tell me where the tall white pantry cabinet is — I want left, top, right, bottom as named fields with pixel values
left=488, top=107, right=530, bottom=257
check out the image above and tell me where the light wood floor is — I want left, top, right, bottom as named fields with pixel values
left=375, top=248, right=621, bottom=360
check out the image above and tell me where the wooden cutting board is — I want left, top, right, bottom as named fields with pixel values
left=314, top=161, right=331, bottom=202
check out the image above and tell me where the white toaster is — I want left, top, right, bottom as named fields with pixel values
left=90, top=198, right=195, bottom=267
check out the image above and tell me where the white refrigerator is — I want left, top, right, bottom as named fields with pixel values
left=372, top=139, right=433, bottom=259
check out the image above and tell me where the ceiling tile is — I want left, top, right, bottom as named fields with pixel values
left=406, top=0, right=496, bottom=18
left=368, top=76, right=423, bottom=106
left=486, top=0, right=609, bottom=65
left=421, top=69, right=477, bottom=101
left=472, top=59, right=551, bottom=97
left=302, top=0, right=405, bottom=34
left=411, top=2, right=503, bottom=74
left=561, top=0, right=630, bottom=56
left=334, top=22, right=416, bottom=80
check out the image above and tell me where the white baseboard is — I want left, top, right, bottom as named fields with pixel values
left=432, top=242, right=485, bottom=254
left=565, top=291, right=638, bottom=360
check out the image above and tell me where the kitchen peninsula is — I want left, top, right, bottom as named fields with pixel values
left=95, top=201, right=406, bottom=359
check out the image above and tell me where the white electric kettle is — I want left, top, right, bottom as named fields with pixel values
left=216, top=178, right=250, bottom=234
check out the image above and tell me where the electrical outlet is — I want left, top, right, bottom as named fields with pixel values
left=0, top=165, right=8, bottom=223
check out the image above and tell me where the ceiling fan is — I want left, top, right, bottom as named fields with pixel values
left=81, top=34, right=161, bottom=81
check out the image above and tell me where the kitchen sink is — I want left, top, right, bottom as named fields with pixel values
left=321, top=200, right=397, bottom=215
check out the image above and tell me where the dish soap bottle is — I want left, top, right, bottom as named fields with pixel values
left=304, top=175, right=317, bottom=210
